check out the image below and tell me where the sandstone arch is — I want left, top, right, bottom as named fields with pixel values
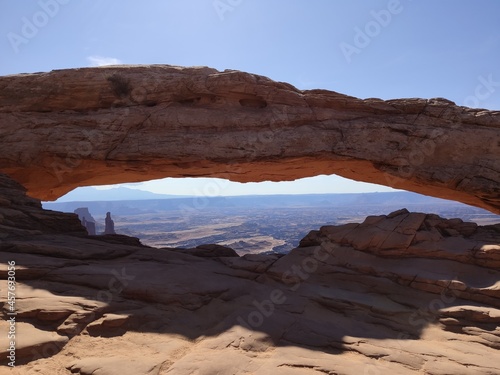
left=0, top=65, right=498, bottom=213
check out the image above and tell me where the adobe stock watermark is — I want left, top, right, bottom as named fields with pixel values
left=7, top=0, right=71, bottom=54
left=25, top=266, right=135, bottom=371
left=50, top=68, right=291, bottom=217
left=339, top=0, right=409, bottom=63
left=383, top=125, right=448, bottom=188
left=50, top=72, right=134, bottom=183
left=176, top=174, right=238, bottom=220
left=363, top=284, right=462, bottom=375
left=177, top=105, right=292, bottom=219
left=213, top=0, right=243, bottom=21
left=381, top=71, right=498, bottom=189
left=237, top=245, right=335, bottom=329
left=463, top=74, right=500, bottom=108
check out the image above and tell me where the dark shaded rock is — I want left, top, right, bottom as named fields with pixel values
left=298, top=230, right=321, bottom=247
left=172, top=244, right=239, bottom=258
left=89, top=234, right=146, bottom=247
left=0, top=173, right=86, bottom=239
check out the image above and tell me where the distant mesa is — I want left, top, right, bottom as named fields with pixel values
left=74, top=207, right=97, bottom=235
left=56, top=186, right=183, bottom=202
left=74, top=208, right=117, bottom=236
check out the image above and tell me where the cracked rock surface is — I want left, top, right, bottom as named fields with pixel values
left=0, top=65, right=499, bottom=212
left=0, top=174, right=499, bottom=374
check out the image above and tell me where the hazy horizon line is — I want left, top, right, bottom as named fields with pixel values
left=45, top=190, right=433, bottom=204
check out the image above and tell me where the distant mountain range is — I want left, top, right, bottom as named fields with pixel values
left=53, top=186, right=188, bottom=202
left=52, top=187, right=455, bottom=205
left=44, top=190, right=466, bottom=217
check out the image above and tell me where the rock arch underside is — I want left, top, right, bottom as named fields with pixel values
left=1, top=66, right=500, bottom=374
left=0, top=65, right=498, bottom=212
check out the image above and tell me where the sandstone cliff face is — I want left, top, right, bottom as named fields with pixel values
left=0, top=173, right=499, bottom=374
left=0, top=65, right=499, bottom=213
left=0, top=173, right=86, bottom=239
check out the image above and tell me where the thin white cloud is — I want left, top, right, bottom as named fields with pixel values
left=87, top=55, right=123, bottom=67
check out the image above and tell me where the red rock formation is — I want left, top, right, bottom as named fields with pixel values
left=299, top=208, right=500, bottom=307
left=1, top=65, right=499, bottom=374
left=0, top=173, right=86, bottom=238
left=0, top=66, right=498, bottom=212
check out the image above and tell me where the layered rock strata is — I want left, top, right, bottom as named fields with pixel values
left=0, top=66, right=498, bottom=212
left=0, top=173, right=85, bottom=239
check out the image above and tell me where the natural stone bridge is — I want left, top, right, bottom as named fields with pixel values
left=0, top=65, right=498, bottom=212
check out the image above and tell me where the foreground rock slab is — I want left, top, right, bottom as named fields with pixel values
left=0, top=65, right=499, bottom=212
left=1, top=212, right=499, bottom=374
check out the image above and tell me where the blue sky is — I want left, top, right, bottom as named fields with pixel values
left=1, top=0, right=499, bottom=197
